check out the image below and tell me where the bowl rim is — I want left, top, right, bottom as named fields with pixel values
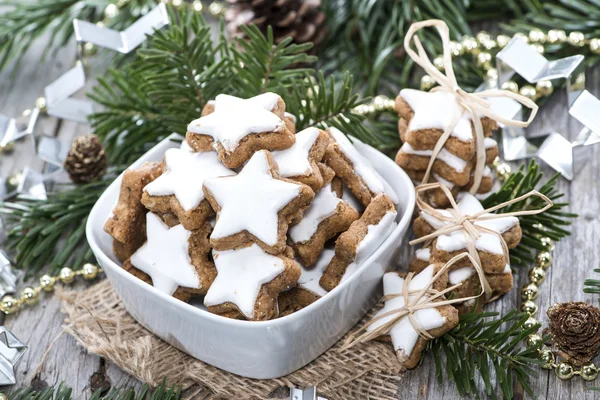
left=86, top=134, right=415, bottom=329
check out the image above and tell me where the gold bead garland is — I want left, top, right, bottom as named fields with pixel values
left=0, top=264, right=102, bottom=315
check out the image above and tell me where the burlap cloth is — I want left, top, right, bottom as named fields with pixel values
left=58, top=280, right=404, bottom=399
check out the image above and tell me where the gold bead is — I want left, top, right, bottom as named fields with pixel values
left=476, top=52, right=492, bottom=70
left=514, top=32, right=529, bottom=43
left=461, top=37, right=479, bottom=54
left=171, top=0, right=183, bottom=8
left=523, top=316, right=539, bottom=331
left=529, top=267, right=546, bottom=285
left=82, top=263, right=99, bottom=280
left=39, top=274, right=56, bottom=291
left=495, top=162, right=512, bottom=177
left=0, top=393, right=8, bottom=400
left=540, top=349, right=555, bottom=369
left=526, top=334, right=543, bottom=348
left=540, top=237, right=555, bottom=251
left=208, top=2, right=224, bottom=16
left=83, top=42, right=97, bottom=57
left=556, top=362, right=575, bottom=380
left=497, top=34, right=511, bottom=48
left=521, top=283, right=539, bottom=301
left=529, top=43, right=545, bottom=54
left=0, top=141, right=14, bottom=153
left=568, top=31, right=586, bottom=47
left=433, top=56, right=445, bottom=71
left=476, top=31, right=492, bottom=44
left=449, top=41, right=464, bottom=56
left=481, top=39, right=497, bottom=51
left=420, top=75, right=435, bottom=91
left=0, top=295, right=19, bottom=315
left=536, top=251, right=552, bottom=269
left=486, top=68, right=498, bottom=83
left=521, top=300, right=538, bottom=315
left=590, top=38, right=600, bottom=54
left=35, top=96, right=47, bottom=113
left=581, top=363, right=599, bottom=381
left=20, top=287, right=39, bottom=306
left=548, top=29, right=567, bottom=44
left=59, top=267, right=76, bottom=284
left=529, top=28, right=547, bottom=43
left=104, top=3, right=119, bottom=18
left=535, top=80, right=553, bottom=97
left=191, top=0, right=203, bottom=12
left=501, top=80, right=519, bottom=93
left=519, top=85, right=538, bottom=101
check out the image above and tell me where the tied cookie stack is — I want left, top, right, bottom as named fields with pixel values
left=104, top=92, right=400, bottom=321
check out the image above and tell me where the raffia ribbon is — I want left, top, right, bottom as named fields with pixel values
left=404, top=20, right=539, bottom=193
left=342, top=252, right=487, bottom=350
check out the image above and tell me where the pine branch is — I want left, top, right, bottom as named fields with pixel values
left=583, top=268, right=600, bottom=305
left=481, top=160, right=577, bottom=266
left=428, top=310, right=543, bottom=399
left=0, top=0, right=156, bottom=73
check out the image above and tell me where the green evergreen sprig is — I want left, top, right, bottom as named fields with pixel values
left=584, top=268, right=600, bottom=304
left=482, top=160, right=577, bottom=266
left=428, top=310, right=543, bottom=399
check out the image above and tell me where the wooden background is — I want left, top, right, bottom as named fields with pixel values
left=0, top=16, right=599, bottom=400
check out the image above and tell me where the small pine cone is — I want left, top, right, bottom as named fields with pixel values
left=547, top=302, right=600, bottom=366
left=225, top=0, right=327, bottom=49
left=64, top=135, right=108, bottom=183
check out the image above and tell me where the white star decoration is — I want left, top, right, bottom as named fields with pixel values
left=144, top=148, right=234, bottom=211
left=203, top=150, right=303, bottom=246
left=400, top=89, right=474, bottom=143
left=271, top=127, right=320, bottom=178
left=367, top=266, right=447, bottom=358
left=130, top=213, right=200, bottom=295
left=187, top=93, right=285, bottom=152
left=204, top=244, right=285, bottom=318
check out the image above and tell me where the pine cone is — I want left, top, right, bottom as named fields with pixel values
left=225, top=0, right=327, bottom=48
left=547, top=302, right=600, bottom=366
left=64, top=135, right=108, bottom=183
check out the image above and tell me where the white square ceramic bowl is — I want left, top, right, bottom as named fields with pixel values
left=86, top=134, right=415, bottom=379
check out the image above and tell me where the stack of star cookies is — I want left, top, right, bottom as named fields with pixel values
left=393, top=89, right=500, bottom=206
left=104, top=92, right=400, bottom=321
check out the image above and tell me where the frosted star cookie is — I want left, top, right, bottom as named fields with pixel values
left=320, top=193, right=397, bottom=291
left=205, top=243, right=301, bottom=321
left=186, top=93, right=295, bottom=168
left=271, top=127, right=330, bottom=192
left=141, top=147, right=235, bottom=230
left=203, top=150, right=314, bottom=254
left=323, top=127, right=398, bottom=207
left=289, top=180, right=359, bottom=266
left=126, top=213, right=216, bottom=301
left=367, top=266, right=459, bottom=368
left=104, top=162, right=162, bottom=262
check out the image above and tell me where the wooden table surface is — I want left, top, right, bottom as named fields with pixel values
left=0, top=21, right=599, bottom=400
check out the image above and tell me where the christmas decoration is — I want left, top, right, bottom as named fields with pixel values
left=225, top=0, right=327, bottom=48
left=547, top=302, right=600, bottom=366
left=0, top=252, right=17, bottom=300
left=0, top=327, right=26, bottom=385
left=64, top=135, right=108, bottom=183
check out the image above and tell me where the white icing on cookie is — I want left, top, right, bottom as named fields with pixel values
left=180, top=139, right=194, bottom=152
left=328, top=127, right=387, bottom=196
left=415, top=247, right=431, bottom=262
left=272, top=127, right=320, bottom=178
left=484, top=137, right=497, bottom=149
left=204, top=150, right=303, bottom=246
left=130, top=213, right=199, bottom=295
left=205, top=244, right=285, bottom=318
left=420, top=193, right=519, bottom=255
left=503, top=264, right=511, bottom=274
left=400, top=142, right=468, bottom=172
left=289, top=183, right=342, bottom=243
left=187, top=93, right=285, bottom=152
left=144, top=148, right=235, bottom=211
left=340, top=210, right=398, bottom=282
left=400, top=89, right=474, bottom=143
left=433, top=173, right=455, bottom=189
left=284, top=112, right=297, bottom=124
left=448, top=267, right=475, bottom=285
left=297, top=248, right=334, bottom=297
left=368, top=266, right=447, bottom=358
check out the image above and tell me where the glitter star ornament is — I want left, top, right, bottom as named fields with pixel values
left=0, top=326, right=27, bottom=385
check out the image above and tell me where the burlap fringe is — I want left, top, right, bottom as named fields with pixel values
left=58, top=280, right=404, bottom=399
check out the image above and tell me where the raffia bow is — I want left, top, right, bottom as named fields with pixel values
left=404, top=20, right=539, bottom=193
left=342, top=252, right=487, bottom=351
left=409, top=182, right=553, bottom=302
